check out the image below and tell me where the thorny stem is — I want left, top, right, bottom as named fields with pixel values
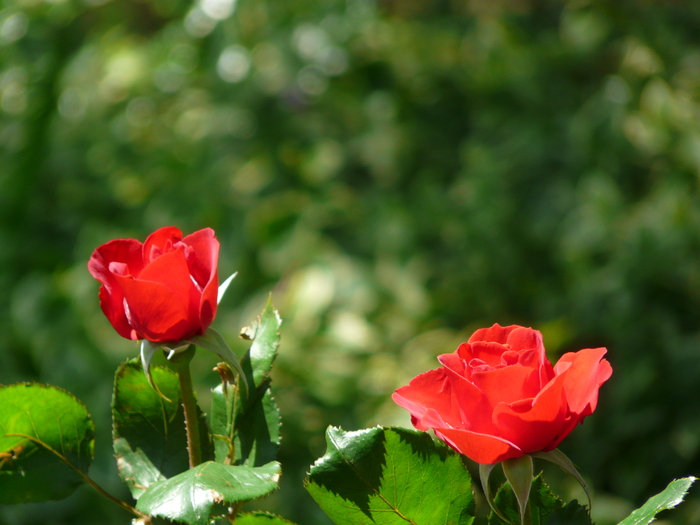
left=170, top=346, right=202, bottom=468
left=5, top=433, right=147, bottom=520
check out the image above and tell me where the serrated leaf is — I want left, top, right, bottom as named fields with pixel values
left=236, top=512, right=298, bottom=524
left=544, top=500, right=593, bottom=525
left=211, top=383, right=280, bottom=467
left=211, top=299, right=282, bottom=467
left=241, top=295, right=282, bottom=388
left=305, top=426, right=475, bottom=525
left=488, top=474, right=591, bottom=525
left=617, top=477, right=696, bottom=525
left=135, top=460, right=281, bottom=525
left=0, top=383, right=95, bottom=503
left=112, top=359, right=211, bottom=499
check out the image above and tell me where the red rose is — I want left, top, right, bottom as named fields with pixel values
left=392, top=324, right=612, bottom=464
left=88, top=226, right=219, bottom=344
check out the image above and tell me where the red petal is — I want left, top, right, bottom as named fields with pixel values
left=505, top=326, right=543, bottom=351
left=437, top=352, right=466, bottom=376
left=468, top=341, right=509, bottom=367
left=88, top=238, right=145, bottom=340
left=468, top=324, right=519, bottom=344
left=143, top=226, right=183, bottom=264
left=114, top=274, right=193, bottom=343
left=182, top=229, right=219, bottom=331
left=393, top=369, right=463, bottom=431
left=554, top=347, right=612, bottom=416
left=471, top=364, right=540, bottom=406
left=182, top=228, right=218, bottom=288
left=492, top=373, right=569, bottom=453
left=435, top=428, right=522, bottom=464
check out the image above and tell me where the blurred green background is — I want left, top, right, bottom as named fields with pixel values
left=2, top=0, right=700, bottom=523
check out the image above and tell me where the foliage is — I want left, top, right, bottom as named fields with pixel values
left=0, top=384, right=95, bottom=503
left=306, top=426, right=475, bottom=525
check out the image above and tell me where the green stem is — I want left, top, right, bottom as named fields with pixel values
left=171, top=346, right=202, bottom=468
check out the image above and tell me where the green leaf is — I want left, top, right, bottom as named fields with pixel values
left=211, top=383, right=280, bottom=467
left=305, top=426, right=475, bottom=525
left=210, top=298, right=282, bottom=467
left=112, top=359, right=211, bottom=499
left=0, top=383, right=95, bottom=503
left=617, top=477, right=696, bottom=525
left=544, top=500, right=594, bottom=525
left=235, top=512, right=298, bottom=524
left=488, top=474, right=591, bottom=525
left=240, top=295, right=282, bottom=388
left=135, top=460, right=281, bottom=525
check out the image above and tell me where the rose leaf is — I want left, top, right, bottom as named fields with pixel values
left=0, top=383, right=95, bottom=503
left=135, top=460, right=281, bottom=525
left=305, top=426, right=475, bottom=525
left=112, top=359, right=211, bottom=499
left=210, top=297, right=281, bottom=466
left=617, top=477, right=696, bottom=525
left=235, top=512, right=299, bottom=524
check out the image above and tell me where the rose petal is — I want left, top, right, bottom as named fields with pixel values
left=492, top=374, right=569, bottom=453
left=554, top=348, right=612, bottom=416
left=143, top=226, right=183, bottom=264
left=114, top=275, right=193, bottom=342
left=435, top=427, right=522, bottom=464
left=468, top=324, right=519, bottom=344
left=182, top=229, right=219, bottom=331
left=506, top=327, right=544, bottom=353
left=392, top=369, right=463, bottom=431
left=138, top=246, right=197, bottom=311
left=442, top=368, right=496, bottom=434
left=88, top=238, right=144, bottom=340
left=437, top=352, right=466, bottom=376
left=471, top=364, right=540, bottom=406
left=182, top=228, right=218, bottom=288
left=468, top=341, right=509, bottom=367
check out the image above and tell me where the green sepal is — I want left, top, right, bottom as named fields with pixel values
left=487, top=473, right=591, bottom=525
left=617, top=476, right=696, bottom=525
left=135, top=460, right=281, bottom=525
left=481, top=462, right=513, bottom=525
left=140, top=339, right=171, bottom=402
left=187, top=328, right=247, bottom=391
left=502, top=456, right=534, bottom=525
left=218, top=272, right=237, bottom=304
left=0, top=383, right=95, bottom=503
left=530, top=449, right=591, bottom=510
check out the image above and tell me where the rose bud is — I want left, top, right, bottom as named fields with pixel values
left=88, top=226, right=219, bottom=344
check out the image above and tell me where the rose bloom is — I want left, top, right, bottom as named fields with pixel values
left=393, top=324, right=612, bottom=464
left=88, top=226, right=219, bottom=344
